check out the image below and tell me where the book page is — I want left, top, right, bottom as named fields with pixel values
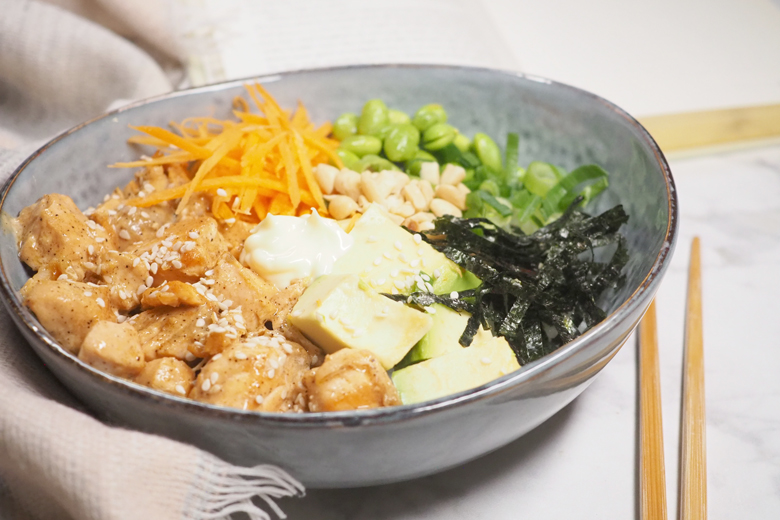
left=176, top=0, right=518, bottom=86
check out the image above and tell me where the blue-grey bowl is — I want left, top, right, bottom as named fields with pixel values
left=0, top=65, right=677, bottom=488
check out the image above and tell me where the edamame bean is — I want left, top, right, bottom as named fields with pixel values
left=358, top=99, right=389, bottom=136
left=422, top=123, right=457, bottom=151
left=339, top=135, right=382, bottom=157
left=453, top=133, right=471, bottom=153
left=473, top=133, right=502, bottom=172
left=358, top=154, right=399, bottom=172
left=405, top=150, right=437, bottom=176
left=336, top=149, right=362, bottom=171
left=412, top=104, right=447, bottom=131
left=388, top=109, right=411, bottom=125
left=383, top=123, right=420, bottom=162
left=332, top=113, right=358, bottom=141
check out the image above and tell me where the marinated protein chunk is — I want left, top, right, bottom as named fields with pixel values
left=78, top=321, right=145, bottom=378
left=135, top=357, right=195, bottom=396
left=303, top=349, right=400, bottom=412
left=129, top=303, right=214, bottom=361
left=129, top=216, right=228, bottom=283
left=218, top=220, right=255, bottom=260
left=16, top=194, right=114, bottom=280
left=97, top=250, right=150, bottom=311
left=140, top=280, right=206, bottom=309
left=21, top=279, right=114, bottom=353
left=189, top=333, right=311, bottom=412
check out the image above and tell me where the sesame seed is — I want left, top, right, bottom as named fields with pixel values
left=450, top=291, right=459, bottom=299
left=223, top=299, right=233, bottom=308
left=137, top=284, right=147, bottom=295
left=140, top=211, right=150, bottom=219
left=235, top=351, right=247, bottom=360
left=267, top=369, right=275, bottom=378
left=201, top=379, right=211, bottom=392
left=88, top=245, right=94, bottom=255
left=188, top=231, right=199, bottom=239
left=282, top=343, right=293, bottom=354
left=83, top=261, right=96, bottom=270
left=417, top=247, right=425, bottom=256
left=329, top=310, right=339, bottom=320
left=312, top=355, right=318, bottom=364
left=86, top=220, right=97, bottom=230
left=132, top=257, right=140, bottom=268
left=367, top=235, right=378, bottom=243
left=433, top=269, right=441, bottom=278
left=216, top=188, right=228, bottom=197
left=145, top=276, right=153, bottom=287
left=117, top=204, right=125, bottom=210
left=83, top=291, right=92, bottom=297
left=410, top=259, right=420, bottom=268
left=175, top=384, right=186, bottom=395
left=269, top=359, right=279, bottom=369
left=383, top=251, right=393, bottom=260
left=394, top=240, right=403, bottom=250
left=210, top=372, right=219, bottom=384
left=281, top=390, right=288, bottom=399
left=172, top=260, right=183, bottom=269
left=184, top=351, right=196, bottom=362
left=137, top=191, right=146, bottom=198
left=255, top=395, right=264, bottom=405
left=94, top=237, right=105, bottom=243
left=394, top=280, right=405, bottom=290
left=128, top=207, right=137, bottom=216
left=108, top=210, right=117, bottom=216
left=151, top=262, right=158, bottom=274
left=390, top=269, right=399, bottom=278
left=205, top=270, right=214, bottom=276
left=373, top=257, right=382, bottom=266
left=96, top=298, right=106, bottom=308
left=398, top=253, right=408, bottom=263
left=375, top=278, right=386, bottom=285
left=481, top=357, right=492, bottom=365
left=196, top=318, right=206, bottom=327
left=424, top=306, right=436, bottom=314
left=119, top=230, right=131, bottom=240
left=103, top=194, right=110, bottom=202
left=117, top=315, right=127, bottom=323
left=57, top=274, right=69, bottom=281
left=224, top=218, right=236, bottom=225
left=290, top=308, right=302, bottom=317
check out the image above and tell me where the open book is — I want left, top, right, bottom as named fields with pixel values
left=177, top=0, right=517, bottom=86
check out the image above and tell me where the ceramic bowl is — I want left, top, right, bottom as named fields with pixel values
left=0, top=65, right=677, bottom=488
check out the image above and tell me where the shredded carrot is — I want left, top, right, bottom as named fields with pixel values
left=111, top=83, right=340, bottom=222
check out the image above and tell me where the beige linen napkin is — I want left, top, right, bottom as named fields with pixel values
left=0, top=1, right=303, bottom=518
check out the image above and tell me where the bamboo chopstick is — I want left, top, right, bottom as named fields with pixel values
left=639, top=300, right=668, bottom=520
left=679, top=237, right=707, bottom=520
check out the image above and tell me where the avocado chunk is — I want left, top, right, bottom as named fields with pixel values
left=331, top=204, right=475, bottom=294
left=399, top=303, right=470, bottom=367
left=289, top=273, right=433, bottom=369
left=391, top=332, right=520, bottom=404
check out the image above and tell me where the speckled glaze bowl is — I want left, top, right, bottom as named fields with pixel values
left=0, top=65, right=677, bottom=488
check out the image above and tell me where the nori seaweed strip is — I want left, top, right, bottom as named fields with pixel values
left=395, top=198, right=630, bottom=364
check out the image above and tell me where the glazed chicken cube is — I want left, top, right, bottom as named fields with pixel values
left=78, top=321, right=145, bottom=378
left=189, top=333, right=311, bottom=412
left=141, top=280, right=206, bottom=309
left=128, top=303, right=214, bottom=361
left=303, top=349, right=401, bottom=412
left=98, top=250, right=150, bottom=311
left=218, top=220, right=256, bottom=260
left=135, top=357, right=195, bottom=396
left=16, top=194, right=114, bottom=280
left=22, top=279, right=114, bottom=353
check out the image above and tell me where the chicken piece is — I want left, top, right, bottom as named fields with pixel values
left=97, top=250, right=149, bottom=311
left=206, top=254, right=303, bottom=332
left=189, top=333, right=310, bottom=412
left=78, top=321, right=145, bottom=378
left=129, top=216, right=228, bottom=283
left=135, top=357, right=195, bottom=396
left=129, top=303, right=214, bottom=361
left=22, top=279, right=114, bottom=353
left=218, top=220, right=255, bottom=260
left=141, top=280, right=206, bottom=309
left=92, top=195, right=176, bottom=250
left=122, top=164, right=171, bottom=198
left=16, top=194, right=113, bottom=280
left=303, top=349, right=400, bottom=412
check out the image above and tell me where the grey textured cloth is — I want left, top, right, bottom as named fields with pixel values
left=0, top=1, right=303, bottom=518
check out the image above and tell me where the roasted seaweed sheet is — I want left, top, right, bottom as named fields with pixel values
left=388, top=198, right=629, bottom=365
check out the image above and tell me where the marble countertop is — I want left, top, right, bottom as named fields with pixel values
left=280, top=145, right=780, bottom=518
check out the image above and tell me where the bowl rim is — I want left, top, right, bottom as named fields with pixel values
left=0, top=63, right=677, bottom=427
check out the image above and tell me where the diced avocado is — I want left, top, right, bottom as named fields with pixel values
left=399, top=304, right=470, bottom=367
left=432, top=269, right=481, bottom=294
left=331, top=204, right=473, bottom=294
left=289, top=274, right=432, bottom=369
left=391, top=332, right=520, bottom=405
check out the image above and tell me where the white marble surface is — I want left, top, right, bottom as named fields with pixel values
left=278, top=144, right=780, bottom=519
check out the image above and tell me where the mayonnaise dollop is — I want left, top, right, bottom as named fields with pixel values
left=241, top=210, right=354, bottom=288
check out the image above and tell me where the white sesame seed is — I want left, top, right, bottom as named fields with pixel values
left=290, top=308, right=302, bottom=317
left=172, top=260, right=183, bottom=269
left=267, top=369, right=275, bottom=378
left=450, top=291, right=459, bottom=299
left=103, top=194, right=110, bottom=202
left=119, top=230, right=131, bottom=240
left=413, top=234, right=422, bottom=244
left=375, top=277, right=386, bottom=285
left=140, top=211, right=150, bottom=219
left=433, top=269, right=441, bottom=278
left=116, top=315, right=127, bottom=323
left=394, top=240, right=403, bottom=250
left=150, top=262, right=158, bottom=274
left=216, top=188, right=228, bottom=197
left=94, top=237, right=106, bottom=243
left=137, top=191, right=145, bottom=198
left=224, top=218, right=236, bottom=225
left=205, top=270, right=214, bottom=276
left=410, top=259, right=420, bottom=268
left=108, top=210, right=117, bottom=216
left=83, top=261, right=96, bottom=270
left=417, top=247, right=425, bottom=256
left=195, top=318, right=206, bottom=327
left=86, top=220, right=97, bottom=230
left=255, top=395, right=264, bottom=405
left=201, top=379, right=211, bottom=392
left=383, top=251, right=393, bottom=260
left=269, top=359, right=279, bottom=369
left=175, top=384, right=186, bottom=395
left=235, top=351, right=247, bottom=360
left=390, top=269, right=399, bottom=278
left=188, top=231, right=199, bottom=239
left=96, top=298, right=106, bottom=308
left=57, top=274, right=69, bottom=281
left=399, top=253, right=408, bottom=263
left=128, top=206, right=137, bottom=216
left=373, top=257, right=382, bottom=266
left=424, top=306, right=436, bottom=314
left=367, top=235, right=378, bottom=243
left=210, top=372, right=219, bottom=384
left=184, top=351, right=196, bottom=362
left=83, top=291, right=92, bottom=297
left=137, top=284, right=147, bottom=295
left=88, top=245, right=94, bottom=255
left=394, top=280, right=405, bottom=290
left=282, top=343, right=293, bottom=354
left=481, top=357, right=492, bottom=365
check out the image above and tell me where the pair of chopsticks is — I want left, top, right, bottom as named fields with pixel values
left=639, top=238, right=705, bottom=520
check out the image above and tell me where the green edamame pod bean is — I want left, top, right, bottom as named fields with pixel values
left=339, top=135, right=382, bottom=157
left=473, top=133, right=503, bottom=172
left=336, top=149, right=362, bottom=171
left=388, top=109, right=411, bottom=125
left=412, top=104, right=447, bottom=131
left=422, top=123, right=457, bottom=151
left=383, top=123, right=420, bottom=162
left=453, top=133, right=472, bottom=153
left=359, top=154, right=399, bottom=172
left=373, top=123, right=394, bottom=140
left=358, top=99, right=389, bottom=136
left=332, top=113, right=358, bottom=141
left=405, top=150, right=437, bottom=176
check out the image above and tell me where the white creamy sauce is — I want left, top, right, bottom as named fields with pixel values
left=241, top=210, right=354, bottom=288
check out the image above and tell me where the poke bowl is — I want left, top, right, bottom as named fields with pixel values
left=0, top=65, right=677, bottom=488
